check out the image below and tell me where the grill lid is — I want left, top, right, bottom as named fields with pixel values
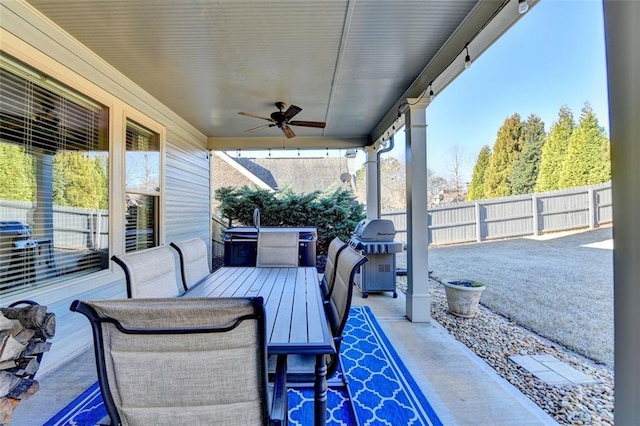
left=352, top=219, right=396, bottom=242
left=0, top=221, right=32, bottom=236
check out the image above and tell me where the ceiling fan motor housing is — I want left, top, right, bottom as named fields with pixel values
left=271, top=111, right=285, bottom=124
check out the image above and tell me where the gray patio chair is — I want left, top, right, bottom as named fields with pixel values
left=70, top=297, right=288, bottom=426
left=319, top=237, right=348, bottom=302
left=281, top=246, right=367, bottom=385
left=170, top=237, right=211, bottom=291
left=256, top=231, right=299, bottom=267
left=111, top=246, right=182, bottom=298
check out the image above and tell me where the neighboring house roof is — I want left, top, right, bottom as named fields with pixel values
left=213, top=151, right=273, bottom=191
left=213, top=152, right=355, bottom=195
left=233, top=158, right=279, bottom=190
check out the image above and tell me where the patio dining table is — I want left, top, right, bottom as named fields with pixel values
left=183, top=266, right=335, bottom=426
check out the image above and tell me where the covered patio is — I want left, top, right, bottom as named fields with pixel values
left=1, top=0, right=638, bottom=424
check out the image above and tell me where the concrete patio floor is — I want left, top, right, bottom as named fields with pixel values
left=355, top=293, right=557, bottom=425
left=10, top=291, right=556, bottom=426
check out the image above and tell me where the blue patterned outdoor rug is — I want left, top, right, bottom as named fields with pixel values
left=342, top=306, right=442, bottom=426
left=45, top=306, right=441, bottom=426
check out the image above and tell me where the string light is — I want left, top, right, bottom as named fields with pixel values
left=464, top=44, right=472, bottom=70
left=518, top=0, right=529, bottom=14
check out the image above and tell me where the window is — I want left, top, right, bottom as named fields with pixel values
left=0, top=53, right=109, bottom=294
left=125, top=120, right=160, bottom=252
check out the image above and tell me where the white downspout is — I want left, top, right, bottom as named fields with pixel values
left=364, top=146, right=379, bottom=219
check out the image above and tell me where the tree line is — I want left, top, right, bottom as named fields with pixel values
left=467, top=104, right=610, bottom=200
left=0, top=143, right=108, bottom=209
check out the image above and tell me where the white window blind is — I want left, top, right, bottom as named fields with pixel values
left=0, top=53, right=109, bottom=294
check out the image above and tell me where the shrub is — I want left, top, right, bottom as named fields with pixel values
left=214, top=186, right=365, bottom=254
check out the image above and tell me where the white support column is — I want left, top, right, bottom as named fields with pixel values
left=364, top=146, right=380, bottom=219
left=404, top=98, right=430, bottom=322
left=603, top=2, right=640, bottom=424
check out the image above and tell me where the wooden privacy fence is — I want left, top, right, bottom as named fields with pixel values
left=382, top=182, right=612, bottom=246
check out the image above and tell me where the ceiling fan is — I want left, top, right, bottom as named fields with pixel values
left=238, top=101, right=326, bottom=138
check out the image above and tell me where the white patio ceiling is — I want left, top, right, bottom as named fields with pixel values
left=25, top=0, right=533, bottom=151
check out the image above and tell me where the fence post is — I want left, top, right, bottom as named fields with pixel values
left=588, top=187, right=596, bottom=229
left=532, top=193, right=539, bottom=236
left=475, top=202, right=482, bottom=242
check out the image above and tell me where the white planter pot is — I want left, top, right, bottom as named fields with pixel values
left=443, top=280, right=486, bottom=318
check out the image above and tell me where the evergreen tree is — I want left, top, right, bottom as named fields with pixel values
left=0, top=143, right=35, bottom=201
left=536, top=106, right=574, bottom=192
left=510, top=114, right=546, bottom=195
left=93, top=155, right=109, bottom=209
left=53, top=151, right=108, bottom=209
left=214, top=185, right=365, bottom=254
left=483, top=114, right=524, bottom=198
left=558, top=104, right=610, bottom=188
left=467, top=145, right=491, bottom=200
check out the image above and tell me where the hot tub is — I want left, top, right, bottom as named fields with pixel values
left=223, top=227, right=317, bottom=267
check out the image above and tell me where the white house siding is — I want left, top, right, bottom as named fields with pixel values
left=165, top=131, right=211, bottom=246
left=1, top=2, right=210, bottom=373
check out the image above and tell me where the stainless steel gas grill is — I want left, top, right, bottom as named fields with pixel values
left=348, top=219, right=403, bottom=298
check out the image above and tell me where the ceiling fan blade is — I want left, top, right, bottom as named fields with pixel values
left=281, top=124, right=296, bottom=139
left=289, top=120, right=326, bottom=129
left=282, top=105, right=302, bottom=120
left=238, top=112, right=274, bottom=122
left=244, top=124, right=274, bottom=134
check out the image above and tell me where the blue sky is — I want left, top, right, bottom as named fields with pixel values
left=393, top=0, right=609, bottom=182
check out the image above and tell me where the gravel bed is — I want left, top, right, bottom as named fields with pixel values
left=396, top=276, right=614, bottom=425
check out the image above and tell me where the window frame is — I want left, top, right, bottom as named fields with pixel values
left=0, top=53, right=112, bottom=293
left=0, top=40, right=168, bottom=295
left=120, top=112, right=166, bottom=254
